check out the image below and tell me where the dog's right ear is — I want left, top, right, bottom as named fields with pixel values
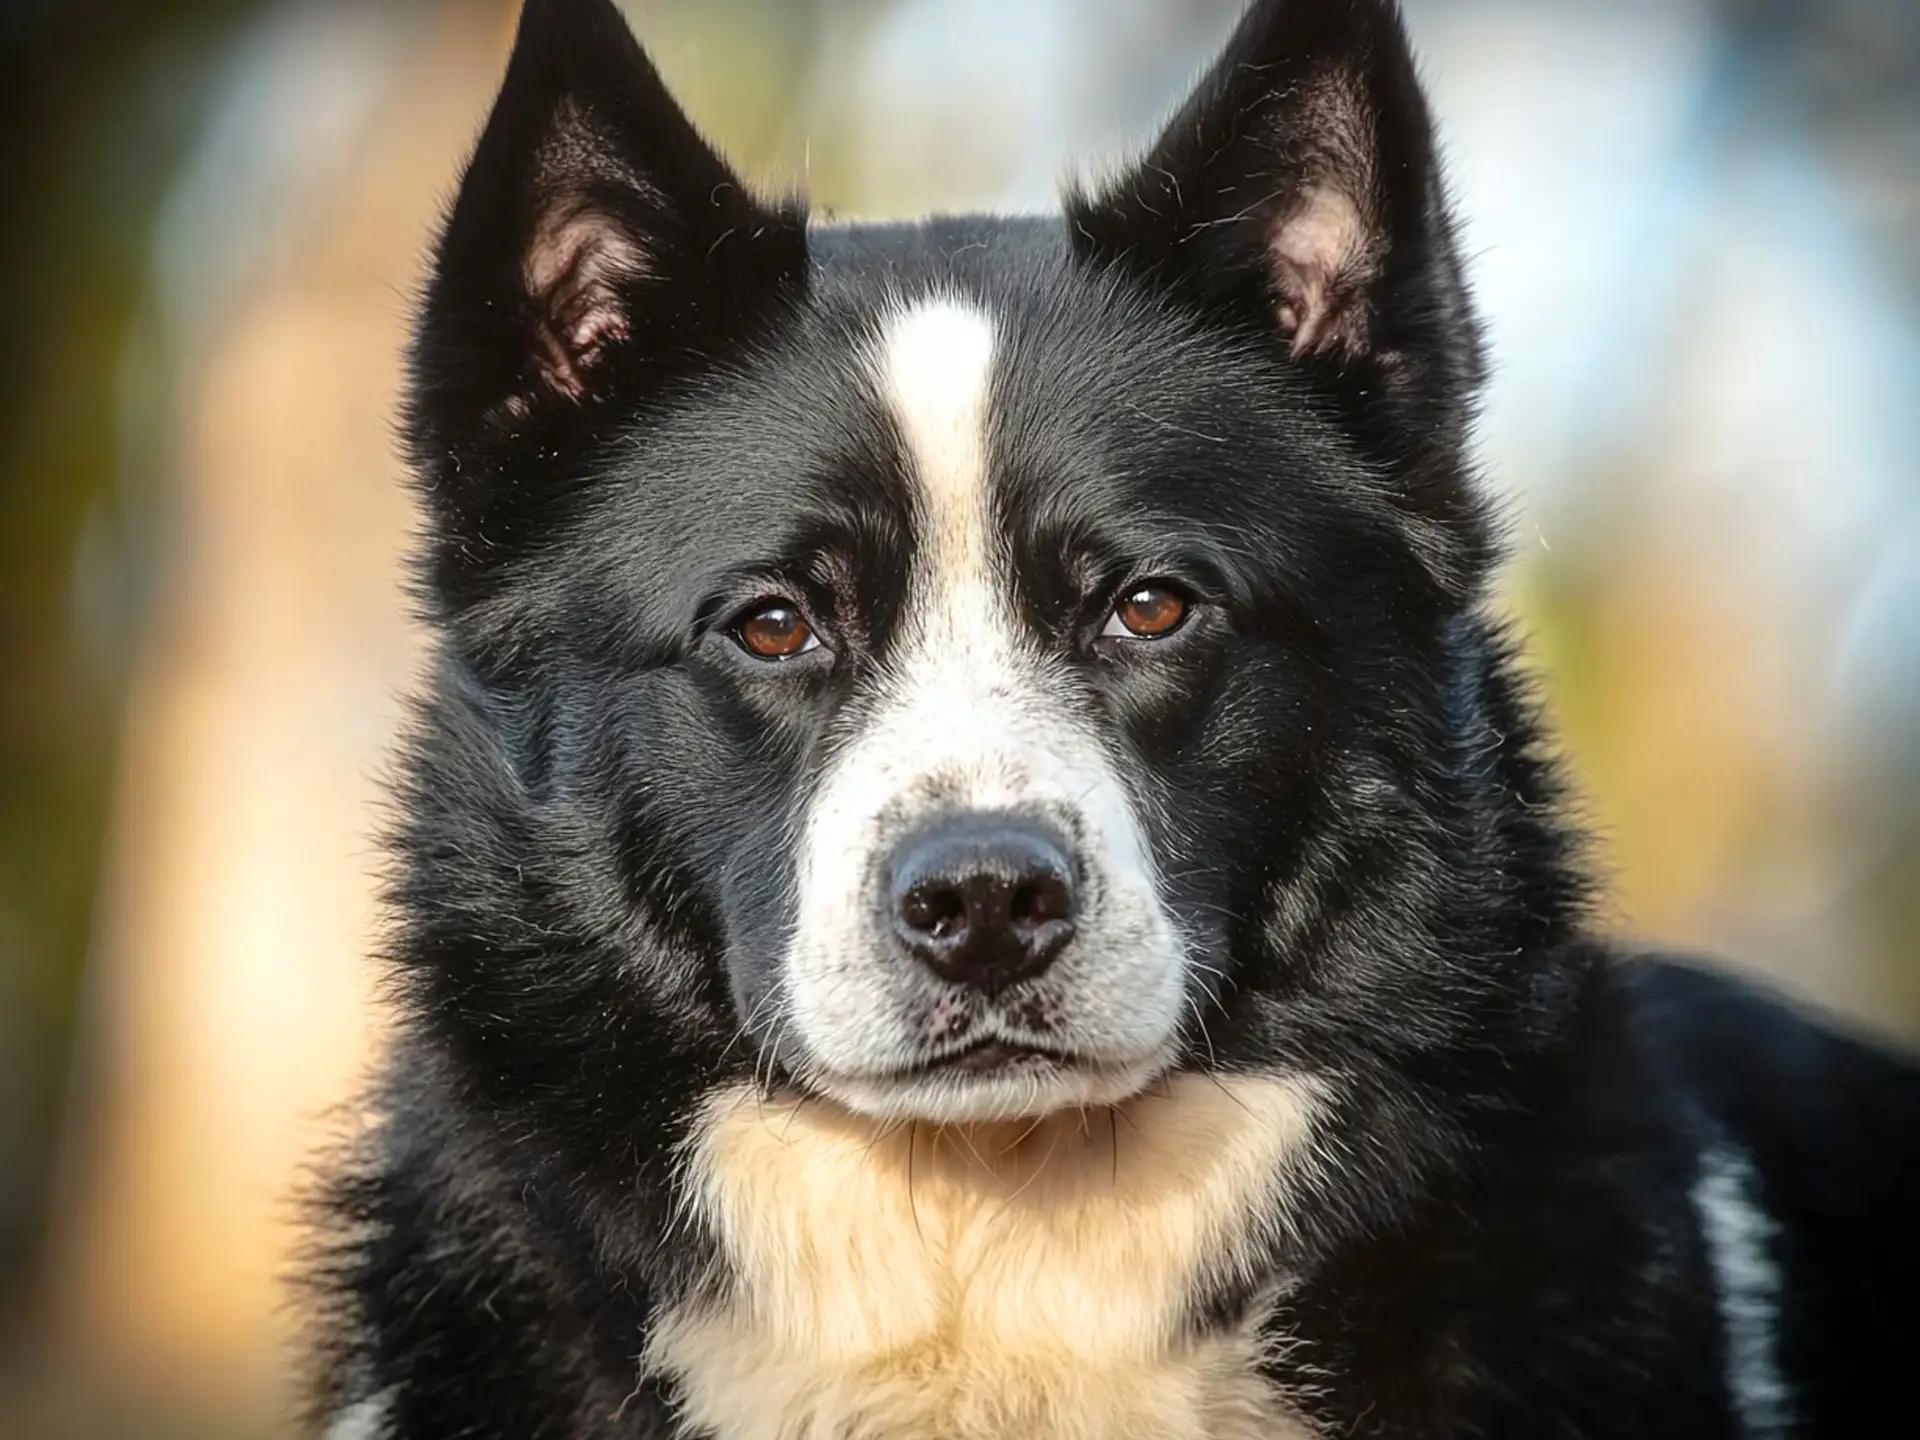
left=409, top=0, right=806, bottom=487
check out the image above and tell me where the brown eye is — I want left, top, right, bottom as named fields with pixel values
left=1104, top=585, right=1189, bottom=639
left=735, top=601, right=819, bottom=659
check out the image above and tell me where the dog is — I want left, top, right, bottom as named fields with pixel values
left=307, top=0, right=1920, bottom=1435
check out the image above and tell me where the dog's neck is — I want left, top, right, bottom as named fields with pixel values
left=646, top=1073, right=1325, bottom=1439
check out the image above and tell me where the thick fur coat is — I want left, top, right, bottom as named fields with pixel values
left=307, top=2, right=1920, bottom=1436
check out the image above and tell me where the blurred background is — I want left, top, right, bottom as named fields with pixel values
left=0, top=0, right=1916, bottom=1433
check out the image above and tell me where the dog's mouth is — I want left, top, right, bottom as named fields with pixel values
left=803, top=1035, right=1173, bottom=1123
left=920, top=1038, right=1070, bottom=1076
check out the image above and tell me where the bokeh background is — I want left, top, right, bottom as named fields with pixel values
left=1, top=0, right=1916, bottom=1433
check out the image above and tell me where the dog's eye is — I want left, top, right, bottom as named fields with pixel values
left=735, top=601, right=819, bottom=660
left=1102, top=585, right=1189, bottom=640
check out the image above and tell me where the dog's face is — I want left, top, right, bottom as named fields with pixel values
left=404, top=0, right=1491, bottom=1129
left=764, top=291, right=1190, bottom=1120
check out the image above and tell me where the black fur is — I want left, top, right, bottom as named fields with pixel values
left=307, top=1, right=1920, bottom=1435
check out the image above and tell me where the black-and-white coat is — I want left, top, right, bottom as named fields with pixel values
left=307, top=1, right=1920, bottom=1436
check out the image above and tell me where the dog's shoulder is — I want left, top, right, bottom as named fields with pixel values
left=1607, top=951, right=1920, bottom=1133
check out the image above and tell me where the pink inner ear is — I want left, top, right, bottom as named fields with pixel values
left=523, top=202, right=649, bottom=399
left=1267, top=182, right=1379, bottom=359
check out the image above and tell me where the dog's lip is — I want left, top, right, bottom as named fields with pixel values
left=809, top=1038, right=1172, bottom=1091
left=923, top=1038, right=1067, bottom=1074
left=820, top=1037, right=1084, bottom=1086
left=805, top=1042, right=1179, bottom=1121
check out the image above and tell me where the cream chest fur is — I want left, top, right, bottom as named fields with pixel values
left=647, top=1074, right=1324, bottom=1440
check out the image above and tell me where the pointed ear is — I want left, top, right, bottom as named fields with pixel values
left=410, top=0, right=806, bottom=459
left=1067, top=0, right=1480, bottom=425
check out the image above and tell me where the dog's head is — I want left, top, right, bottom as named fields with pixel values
left=399, top=0, right=1550, bottom=1136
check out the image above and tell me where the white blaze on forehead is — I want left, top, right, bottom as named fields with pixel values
left=877, top=296, right=997, bottom=568
left=868, top=294, right=1042, bottom=758
left=875, top=294, right=1007, bottom=673
left=778, top=291, right=1186, bottom=1112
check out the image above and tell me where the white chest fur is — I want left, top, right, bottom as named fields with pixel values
left=646, top=1074, right=1323, bottom=1440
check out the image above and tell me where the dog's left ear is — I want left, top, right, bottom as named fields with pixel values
left=1068, top=0, right=1480, bottom=434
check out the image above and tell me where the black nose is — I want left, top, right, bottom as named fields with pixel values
left=890, top=815, right=1077, bottom=994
